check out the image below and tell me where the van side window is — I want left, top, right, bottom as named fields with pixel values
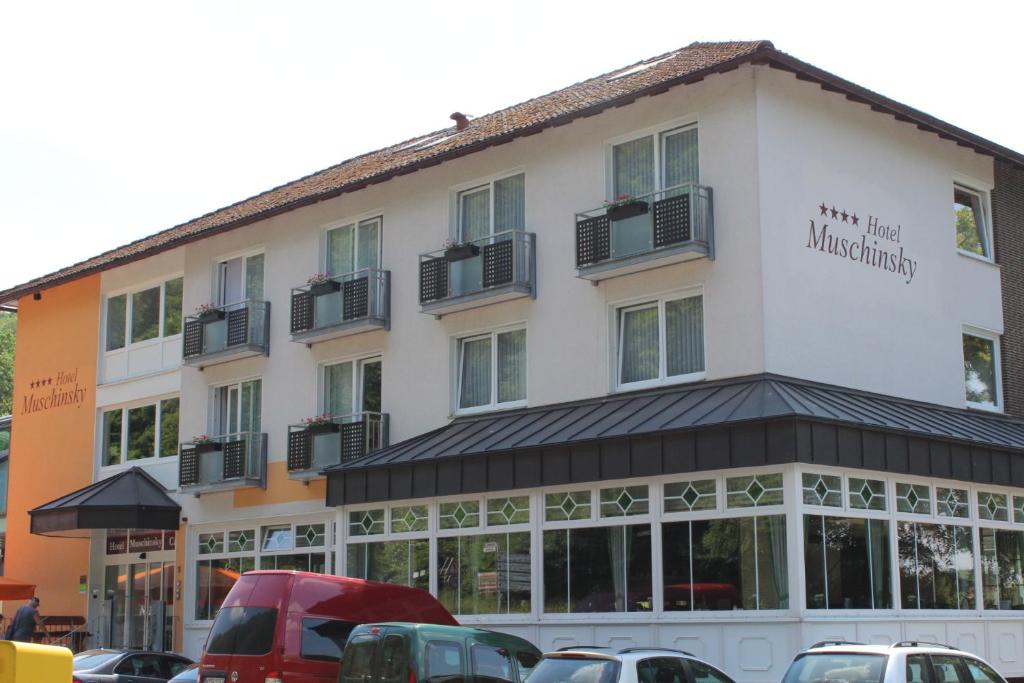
left=472, top=645, right=514, bottom=682
left=301, top=618, right=358, bottom=662
left=515, top=652, right=540, bottom=682
left=380, top=635, right=409, bottom=683
left=341, top=635, right=380, bottom=683
left=908, top=655, right=933, bottom=683
left=426, top=641, right=464, bottom=683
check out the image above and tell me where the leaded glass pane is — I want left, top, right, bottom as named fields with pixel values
left=439, top=500, right=480, bottom=530
left=726, top=473, right=784, bottom=508
left=349, top=509, right=385, bottom=536
left=198, top=532, right=224, bottom=555
left=487, top=496, right=530, bottom=526
left=849, top=478, right=886, bottom=511
left=979, top=491, right=1009, bottom=522
left=228, top=529, right=254, bottom=553
left=391, top=505, right=428, bottom=534
left=545, top=491, right=591, bottom=522
left=296, top=523, right=326, bottom=548
left=599, top=486, right=649, bottom=518
left=802, top=473, right=842, bottom=507
left=896, top=483, right=931, bottom=515
left=664, top=479, right=716, bottom=513
left=261, top=524, right=293, bottom=551
left=937, top=487, right=970, bottom=519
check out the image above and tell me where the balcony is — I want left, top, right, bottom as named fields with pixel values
left=182, top=300, right=270, bottom=369
left=418, top=230, right=535, bottom=317
left=178, top=432, right=267, bottom=495
left=290, top=269, right=390, bottom=345
left=286, top=413, right=389, bottom=477
left=575, top=183, right=714, bottom=281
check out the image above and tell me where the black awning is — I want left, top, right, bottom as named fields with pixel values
left=326, top=374, right=1024, bottom=506
left=30, top=466, right=181, bottom=537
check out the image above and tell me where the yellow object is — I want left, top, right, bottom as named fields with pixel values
left=0, top=641, right=73, bottom=683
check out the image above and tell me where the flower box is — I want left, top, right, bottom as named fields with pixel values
left=606, top=200, right=649, bottom=222
left=308, top=422, right=341, bottom=436
left=193, top=442, right=222, bottom=454
left=196, top=309, right=226, bottom=323
left=309, top=280, right=341, bottom=297
left=444, top=243, right=481, bottom=262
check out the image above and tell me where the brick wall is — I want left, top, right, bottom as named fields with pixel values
left=994, top=160, right=1024, bottom=417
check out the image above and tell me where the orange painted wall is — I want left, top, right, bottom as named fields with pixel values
left=6, top=276, right=100, bottom=617
left=233, top=461, right=324, bottom=507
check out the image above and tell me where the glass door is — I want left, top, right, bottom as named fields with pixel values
left=107, top=561, right=175, bottom=651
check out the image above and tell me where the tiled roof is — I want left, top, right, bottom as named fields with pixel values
left=3, top=40, right=1022, bottom=306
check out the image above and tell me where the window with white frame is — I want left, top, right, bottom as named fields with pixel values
left=616, top=292, right=704, bottom=389
left=457, top=328, right=526, bottom=412
left=101, top=397, right=179, bottom=466
left=214, top=379, right=261, bottom=436
left=323, top=357, right=382, bottom=417
left=963, top=330, right=1000, bottom=410
left=104, top=277, right=183, bottom=352
left=543, top=485, right=653, bottom=613
left=194, top=521, right=328, bottom=620
left=611, top=124, right=698, bottom=199
left=345, top=505, right=430, bottom=592
left=662, top=474, right=788, bottom=612
left=456, top=174, right=525, bottom=243
left=217, top=253, right=264, bottom=305
left=954, top=184, right=992, bottom=259
left=326, top=217, right=381, bottom=276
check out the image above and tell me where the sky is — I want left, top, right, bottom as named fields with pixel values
left=1, top=0, right=1022, bottom=292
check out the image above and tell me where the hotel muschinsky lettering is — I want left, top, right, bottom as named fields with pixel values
left=20, top=367, right=88, bottom=415
left=805, top=201, right=919, bottom=284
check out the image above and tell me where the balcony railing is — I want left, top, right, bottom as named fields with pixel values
left=179, top=432, right=267, bottom=494
left=182, top=300, right=270, bottom=368
left=290, top=269, right=390, bottom=344
left=574, top=183, right=713, bottom=281
left=286, top=412, right=389, bottom=476
left=418, top=230, right=535, bottom=317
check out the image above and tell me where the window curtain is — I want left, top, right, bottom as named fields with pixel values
left=620, top=306, right=659, bottom=383
left=460, top=337, right=492, bottom=409
left=327, top=224, right=355, bottom=276
left=460, top=187, right=490, bottom=242
left=665, top=297, right=704, bottom=376
left=241, top=379, right=261, bottom=434
left=244, top=254, right=264, bottom=301
left=497, top=330, right=526, bottom=403
left=360, top=360, right=382, bottom=414
left=356, top=219, right=381, bottom=270
left=325, top=362, right=354, bottom=416
left=494, top=174, right=525, bottom=233
left=662, top=128, right=699, bottom=189
left=608, top=526, right=629, bottom=612
left=613, top=136, right=655, bottom=199
left=758, top=515, right=789, bottom=609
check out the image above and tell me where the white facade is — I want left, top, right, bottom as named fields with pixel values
left=83, top=62, right=1018, bottom=681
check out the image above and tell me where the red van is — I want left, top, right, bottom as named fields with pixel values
left=198, top=571, right=458, bottom=683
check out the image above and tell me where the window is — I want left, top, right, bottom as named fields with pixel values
left=636, top=658, right=687, bottom=683
left=931, top=657, right=965, bottom=683
left=898, top=521, right=975, bottom=609
left=195, top=556, right=255, bottom=620
left=218, top=253, right=264, bottom=305
left=437, top=531, right=531, bottom=615
left=955, top=185, right=991, bottom=258
left=980, top=528, right=1024, bottom=609
left=803, top=515, right=891, bottom=609
left=341, top=636, right=379, bottom=683
left=689, top=661, right=733, bottom=683
left=347, top=539, right=430, bottom=590
left=964, top=331, right=1000, bottom=410
left=457, top=174, right=525, bottom=242
left=101, top=398, right=179, bottom=466
left=426, top=641, right=464, bottom=683
left=782, top=653, right=886, bottom=683
left=617, top=293, right=703, bottom=388
left=965, top=658, right=1006, bottom=683
left=611, top=125, right=698, bottom=199
left=472, top=645, right=515, bottom=682
left=662, top=515, right=788, bottom=611
left=205, top=606, right=277, bottom=655
left=326, top=216, right=382, bottom=275
left=215, top=379, right=261, bottom=435
left=907, top=655, right=930, bottom=683
left=515, top=653, right=540, bottom=683
left=380, top=635, right=409, bottom=683
left=323, top=356, right=382, bottom=416
left=104, top=277, right=183, bottom=351
left=457, top=328, right=526, bottom=411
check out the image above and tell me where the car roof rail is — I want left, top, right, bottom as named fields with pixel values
left=891, top=641, right=960, bottom=651
left=557, top=646, right=610, bottom=651
left=616, top=647, right=696, bottom=657
left=809, top=641, right=864, bottom=649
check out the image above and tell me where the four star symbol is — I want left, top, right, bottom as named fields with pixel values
left=820, top=202, right=859, bottom=225
left=29, top=377, right=53, bottom=389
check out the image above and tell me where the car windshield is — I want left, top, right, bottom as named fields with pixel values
left=73, top=650, right=121, bottom=670
left=529, top=658, right=621, bottom=683
left=783, top=653, right=887, bottom=683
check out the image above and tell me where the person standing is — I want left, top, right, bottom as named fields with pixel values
left=5, top=597, right=42, bottom=642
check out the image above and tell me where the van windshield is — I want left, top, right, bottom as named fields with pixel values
left=206, top=606, right=278, bottom=655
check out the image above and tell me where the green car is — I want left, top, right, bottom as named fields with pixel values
left=339, top=623, right=542, bottom=683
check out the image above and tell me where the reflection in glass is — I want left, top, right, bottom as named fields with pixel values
left=438, top=532, right=531, bottom=615
left=898, top=522, right=975, bottom=609
left=131, top=287, right=161, bottom=343
left=195, top=557, right=255, bottom=621
left=981, top=527, right=1024, bottom=609
left=544, top=525, right=652, bottom=613
left=803, top=515, right=891, bottom=609
left=347, top=539, right=429, bottom=591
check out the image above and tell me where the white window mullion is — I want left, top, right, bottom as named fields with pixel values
left=658, top=299, right=667, bottom=380
left=490, top=332, right=499, bottom=407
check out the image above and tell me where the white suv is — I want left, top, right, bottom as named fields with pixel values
left=782, top=641, right=1008, bottom=683
left=528, top=647, right=735, bottom=683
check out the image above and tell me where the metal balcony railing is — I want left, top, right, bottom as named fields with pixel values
left=418, top=230, right=535, bottom=316
left=574, top=183, right=713, bottom=279
left=182, top=300, right=270, bottom=367
left=289, top=268, right=390, bottom=343
left=179, top=432, right=267, bottom=493
left=286, top=412, right=389, bottom=474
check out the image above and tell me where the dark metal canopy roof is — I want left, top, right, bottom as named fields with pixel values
left=30, top=466, right=181, bottom=537
left=326, top=374, right=1024, bottom=506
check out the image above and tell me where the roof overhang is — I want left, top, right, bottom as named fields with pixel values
left=29, top=466, right=181, bottom=538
